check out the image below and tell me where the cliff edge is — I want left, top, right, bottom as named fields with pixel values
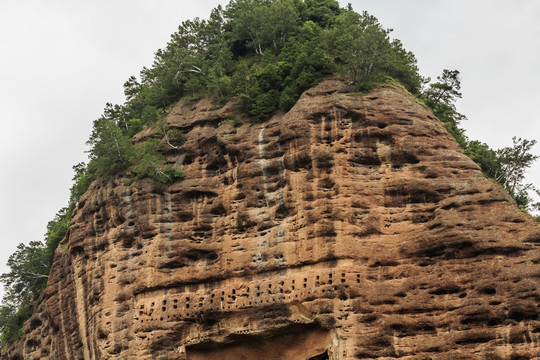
left=4, top=79, right=540, bottom=360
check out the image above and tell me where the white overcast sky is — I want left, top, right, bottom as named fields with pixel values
left=0, top=0, right=539, bottom=300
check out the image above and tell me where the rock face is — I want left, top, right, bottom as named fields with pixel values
left=4, top=79, right=540, bottom=360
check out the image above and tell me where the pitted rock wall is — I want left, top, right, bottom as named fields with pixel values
left=4, top=79, right=540, bottom=360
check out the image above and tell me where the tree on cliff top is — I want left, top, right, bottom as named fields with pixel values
left=82, top=0, right=422, bottom=184
left=425, top=69, right=539, bottom=212
left=120, top=0, right=421, bottom=127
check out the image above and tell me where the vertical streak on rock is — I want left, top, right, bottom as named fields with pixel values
left=255, top=125, right=269, bottom=268
left=89, top=209, right=103, bottom=360
left=166, top=191, right=173, bottom=241
left=164, top=191, right=174, bottom=288
left=320, top=113, right=326, bottom=143
left=313, top=115, right=325, bottom=261
left=74, top=271, right=91, bottom=360
left=121, top=188, right=138, bottom=358
left=332, top=107, right=339, bottom=143
left=58, top=282, right=72, bottom=360
left=258, top=125, right=270, bottom=208
left=274, top=138, right=287, bottom=268
left=305, top=120, right=316, bottom=257
left=528, top=324, right=540, bottom=351
left=330, top=331, right=342, bottom=360
left=503, top=325, right=513, bottom=358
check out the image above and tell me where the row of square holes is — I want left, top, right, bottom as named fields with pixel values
left=135, top=272, right=361, bottom=323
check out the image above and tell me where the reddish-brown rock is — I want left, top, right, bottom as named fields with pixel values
left=4, top=79, right=540, bottom=359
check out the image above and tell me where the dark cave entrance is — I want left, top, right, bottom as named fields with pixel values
left=186, top=324, right=331, bottom=360
left=308, top=350, right=330, bottom=360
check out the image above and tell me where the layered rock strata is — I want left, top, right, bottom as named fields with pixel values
left=4, top=79, right=540, bottom=359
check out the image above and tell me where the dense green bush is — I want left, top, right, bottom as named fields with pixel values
left=0, top=301, right=33, bottom=345
left=113, top=0, right=422, bottom=127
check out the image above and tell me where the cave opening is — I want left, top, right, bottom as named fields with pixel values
left=308, top=350, right=329, bottom=360
left=185, top=324, right=331, bottom=360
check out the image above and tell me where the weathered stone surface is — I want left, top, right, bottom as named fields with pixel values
left=4, top=79, right=540, bottom=359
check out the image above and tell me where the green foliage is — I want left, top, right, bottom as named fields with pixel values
left=0, top=164, right=85, bottom=347
left=86, top=117, right=135, bottom=178
left=219, top=115, right=243, bottom=127
left=422, top=70, right=539, bottom=212
left=299, top=0, right=341, bottom=27
left=85, top=107, right=185, bottom=187
left=158, top=165, right=186, bottom=185
left=465, top=140, right=499, bottom=176
left=243, top=58, right=284, bottom=121
left=0, top=241, right=50, bottom=345
left=460, top=113, right=538, bottom=210
left=43, top=207, right=73, bottom=266
left=166, top=129, right=186, bottom=148
left=101, top=0, right=423, bottom=127
left=235, top=20, right=335, bottom=121
left=324, top=10, right=422, bottom=93
left=0, top=242, right=49, bottom=304
left=422, top=69, right=467, bottom=126
left=129, top=139, right=185, bottom=184
left=228, top=0, right=299, bottom=55
left=419, top=69, right=469, bottom=146
left=0, top=302, right=33, bottom=346
left=494, top=137, right=539, bottom=210
left=130, top=139, right=164, bottom=180
left=128, top=118, right=143, bottom=137
left=69, top=162, right=92, bottom=208
left=279, top=21, right=334, bottom=110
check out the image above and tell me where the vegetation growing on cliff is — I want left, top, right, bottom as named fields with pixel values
left=62, top=0, right=425, bottom=211
left=111, top=0, right=421, bottom=129
left=0, top=175, right=80, bottom=345
left=1, top=0, right=538, bottom=348
left=422, top=69, right=540, bottom=211
left=55, top=0, right=424, bottom=197
left=0, top=1, right=423, bottom=342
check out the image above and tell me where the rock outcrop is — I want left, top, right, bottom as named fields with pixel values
left=4, top=79, right=540, bottom=359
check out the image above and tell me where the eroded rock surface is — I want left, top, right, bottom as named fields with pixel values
left=4, top=79, right=540, bottom=359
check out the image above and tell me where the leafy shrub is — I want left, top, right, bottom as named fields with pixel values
left=219, top=115, right=242, bottom=127
left=165, top=129, right=186, bottom=148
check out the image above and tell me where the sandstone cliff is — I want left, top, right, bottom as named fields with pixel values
left=4, top=79, right=540, bottom=360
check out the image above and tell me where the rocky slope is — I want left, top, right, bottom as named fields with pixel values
left=4, top=79, right=540, bottom=359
